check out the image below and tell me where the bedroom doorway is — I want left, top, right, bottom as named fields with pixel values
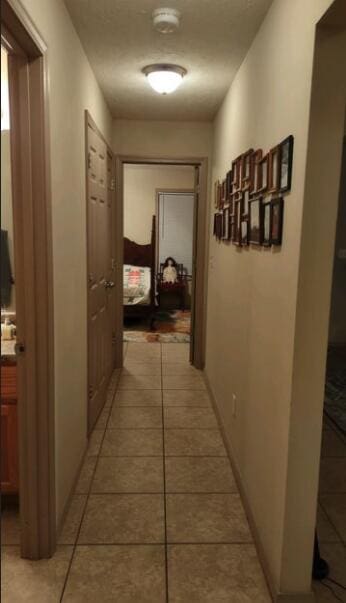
left=115, top=157, right=208, bottom=369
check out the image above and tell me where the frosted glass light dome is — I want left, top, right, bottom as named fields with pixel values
left=143, top=64, right=187, bottom=95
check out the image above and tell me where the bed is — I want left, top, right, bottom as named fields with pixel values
left=123, top=215, right=156, bottom=323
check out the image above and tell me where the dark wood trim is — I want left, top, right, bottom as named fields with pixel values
left=116, top=155, right=208, bottom=369
left=2, top=0, right=55, bottom=559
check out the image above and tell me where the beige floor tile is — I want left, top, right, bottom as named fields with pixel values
left=126, top=344, right=161, bottom=363
left=101, top=429, right=163, bottom=457
left=321, top=430, right=346, bottom=457
left=162, top=363, right=202, bottom=376
left=165, top=457, right=237, bottom=493
left=59, top=495, right=87, bottom=544
left=319, top=458, right=346, bottom=493
left=118, top=375, right=162, bottom=390
left=75, top=456, right=97, bottom=494
left=165, top=429, right=227, bottom=456
left=87, top=429, right=104, bottom=456
left=162, top=344, right=190, bottom=363
left=1, top=507, right=20, bottom=545
left=168, top=544, right=271, bottom=603
left=78, top=494, right=165, bottom=544
left=320, top=493, right=346, bottom=542
left=95, top=406, right=111, bottom=430
left=114, top=389, right=162, bottom=407
left=163, top=389, right=211, bottom=407
left=316, top=505, right=341, bottom=543
left=163, top=375, right=206, bottom=390
left=109, top=406, right=163, bottom=429
left=91, top=457, right=164, bottom=493
left=63, top=544, right=166, bottom=603
left=312, top=543, right=346, bottom=602
left=122, top=362, right=161, bottom=376
left=1, top=545, right=73, bottom=603
left=162, top=343, right=190, bottom=352
left=166, top=493, right=252, bottom=543
left=164, top=407, right=218, bottom=429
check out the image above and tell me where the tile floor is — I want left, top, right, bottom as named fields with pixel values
left=1, top=343, right=270, bottom=602
left=314, top=416, right=346, bottom=602
left=2, top=343, right=345, bottom=602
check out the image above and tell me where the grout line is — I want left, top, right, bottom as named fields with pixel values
left=59, top=371, right=118, bottom=602
left=160, top=344, right=170, bottom=603
left=318, top=498, right=346, bottom=546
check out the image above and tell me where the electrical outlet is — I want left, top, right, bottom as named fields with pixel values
left=232, top=393, right=237, bottom=417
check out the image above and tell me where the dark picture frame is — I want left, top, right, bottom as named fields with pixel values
left=257, top=153, right=269, bottom=194
left=279, top=135, right=294, bottom=193
left=263, top=201, right=272, bottom=247
left=241, top=219, right=249, bottom=246
left=268, top=145, right=280, bottom=193
left=250, top=149, right=263, bottom=196
left=222, top=206, right=231, bottom=241
left=249, top=197, right=263, bottom=245
left=241, top=148, right=254, bottom=190
left=270, top=197, right=284, bottom=245
left=232, top=200, right=242, bottom=246
left=243, top=189, right=250, bottom=217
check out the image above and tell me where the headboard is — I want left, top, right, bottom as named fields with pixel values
left=123, top=215, right=156, bottom=313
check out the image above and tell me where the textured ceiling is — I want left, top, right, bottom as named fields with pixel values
left=64, top=0, right=272, bottom=121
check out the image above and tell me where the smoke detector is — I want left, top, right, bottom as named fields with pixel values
left=152, top=8, right=181, bottom=34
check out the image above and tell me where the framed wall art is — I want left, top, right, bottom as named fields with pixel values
left=263, top=201, right=272, bottom=247
left=241, top=220, right=249, bottom=246
left=268, top=145, right=280, bottom=193
left=241, top=148, right=254, bottom=190
left=250, top=149, right=263, bottom=195
left=243, top=190, right=250, bottom=217
left=279, top=135, right=294, bottom=193
left=232, top=200, right=242, bottom=246
left=249, top=197, right=263, bottom=245
left=222, top=206, right=231, bottom=241
left=270, top=197, right=284, bottom=245
left=257, top=154, right=269, bottom=193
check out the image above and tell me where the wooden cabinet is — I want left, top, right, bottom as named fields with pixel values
left=1, top=360, right=19, bottom=494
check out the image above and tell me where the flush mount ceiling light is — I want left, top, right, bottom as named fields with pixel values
left=142, top=64, right=187, bottom=95
left=152, top=8, right=181, bottom=34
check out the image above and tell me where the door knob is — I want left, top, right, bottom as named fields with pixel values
left=105, top=280, right=115, bottom=289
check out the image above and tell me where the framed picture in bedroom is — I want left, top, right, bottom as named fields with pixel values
left=270, top=198, right=284, bottom=245
left=226, top=170, right=233, bottom=199
left=249, top=197, right=263, bottom=245
left=250, top=149, right=263, bottom=196
left=279, top=135, right=294, bottom=193
left=263, top=201, right=272, bottom=247
left=268, top=145, right=280, bottom=193
left=232, top=156, right=242, bottom=192
left=257, top=154, right=269, bottom=193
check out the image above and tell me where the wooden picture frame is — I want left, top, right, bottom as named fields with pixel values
left=257, top=154, right=269, bottom=193
left=249, top=197, right=263, bottom=245
left=279, top=135, right=294, bottom=193
left=214, top=180, right=220, bottom=209
left=241, top=219, right=249, bottom=246
left=250, top=149, right=263, bottom=195
left=268, top=145, right=280, bottom=193
left=226, top=170, right=233, bottom=200
left=222, top=206, right=231, bottom=240
left=270, top=197, right=284, bottom=245
left=232, top=156, right=242, bottom=192
left=232, top=200, right=242, bottom=246
left=241, top=149, right=254, bottom=190
left=263, top=201, right=272, bottom=247
left=242, top=189, right=250, bottom=217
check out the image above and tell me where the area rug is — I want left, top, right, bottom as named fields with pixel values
left=324, top=345, right=346, bottom=434
left=123, top=310, right=191, bottom=343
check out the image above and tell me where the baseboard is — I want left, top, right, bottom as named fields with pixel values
left=203, top=371, right=316, bottom=603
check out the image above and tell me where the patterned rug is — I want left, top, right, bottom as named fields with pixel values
left=324, top=345, right=346, bottom=434
left=123, top=310, right=191, bottom=343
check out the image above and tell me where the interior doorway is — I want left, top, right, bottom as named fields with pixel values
left=85, top=111, right=116, bottom=434
left=1, top=0, right=55, bottom=559
left=115, top=157, right=208, bottom=370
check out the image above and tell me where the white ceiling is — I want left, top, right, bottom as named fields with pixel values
left=64, top=0, right=272, bottom=122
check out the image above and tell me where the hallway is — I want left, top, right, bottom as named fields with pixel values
left=2, top=343, right=271, bottom=602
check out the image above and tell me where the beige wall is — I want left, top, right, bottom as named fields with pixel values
left=20, top=0, right=113, bottom=526
left=205, top=0, right=344, bottom=598
left=113, top=119, right=212, bottom=160
left=123, top=164, right=194, bottom=244
left=329, top=138, right=346, bottom=344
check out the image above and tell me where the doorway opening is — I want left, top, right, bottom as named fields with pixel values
left=1, top=0, right=55, bottom=560
left=115, top=157, right=208, bottom=369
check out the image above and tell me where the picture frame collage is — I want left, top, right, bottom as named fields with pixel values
left=213, top=135, right=293, bottom=248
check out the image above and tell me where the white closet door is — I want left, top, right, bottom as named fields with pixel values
left=158, top=192, right=194, bottom=274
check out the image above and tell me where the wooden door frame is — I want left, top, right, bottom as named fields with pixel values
left=1, top=0, right=55, bottom=559
left=85, top=110, right=116, bottom=434
left=115, top=156, right=208, bottom=369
